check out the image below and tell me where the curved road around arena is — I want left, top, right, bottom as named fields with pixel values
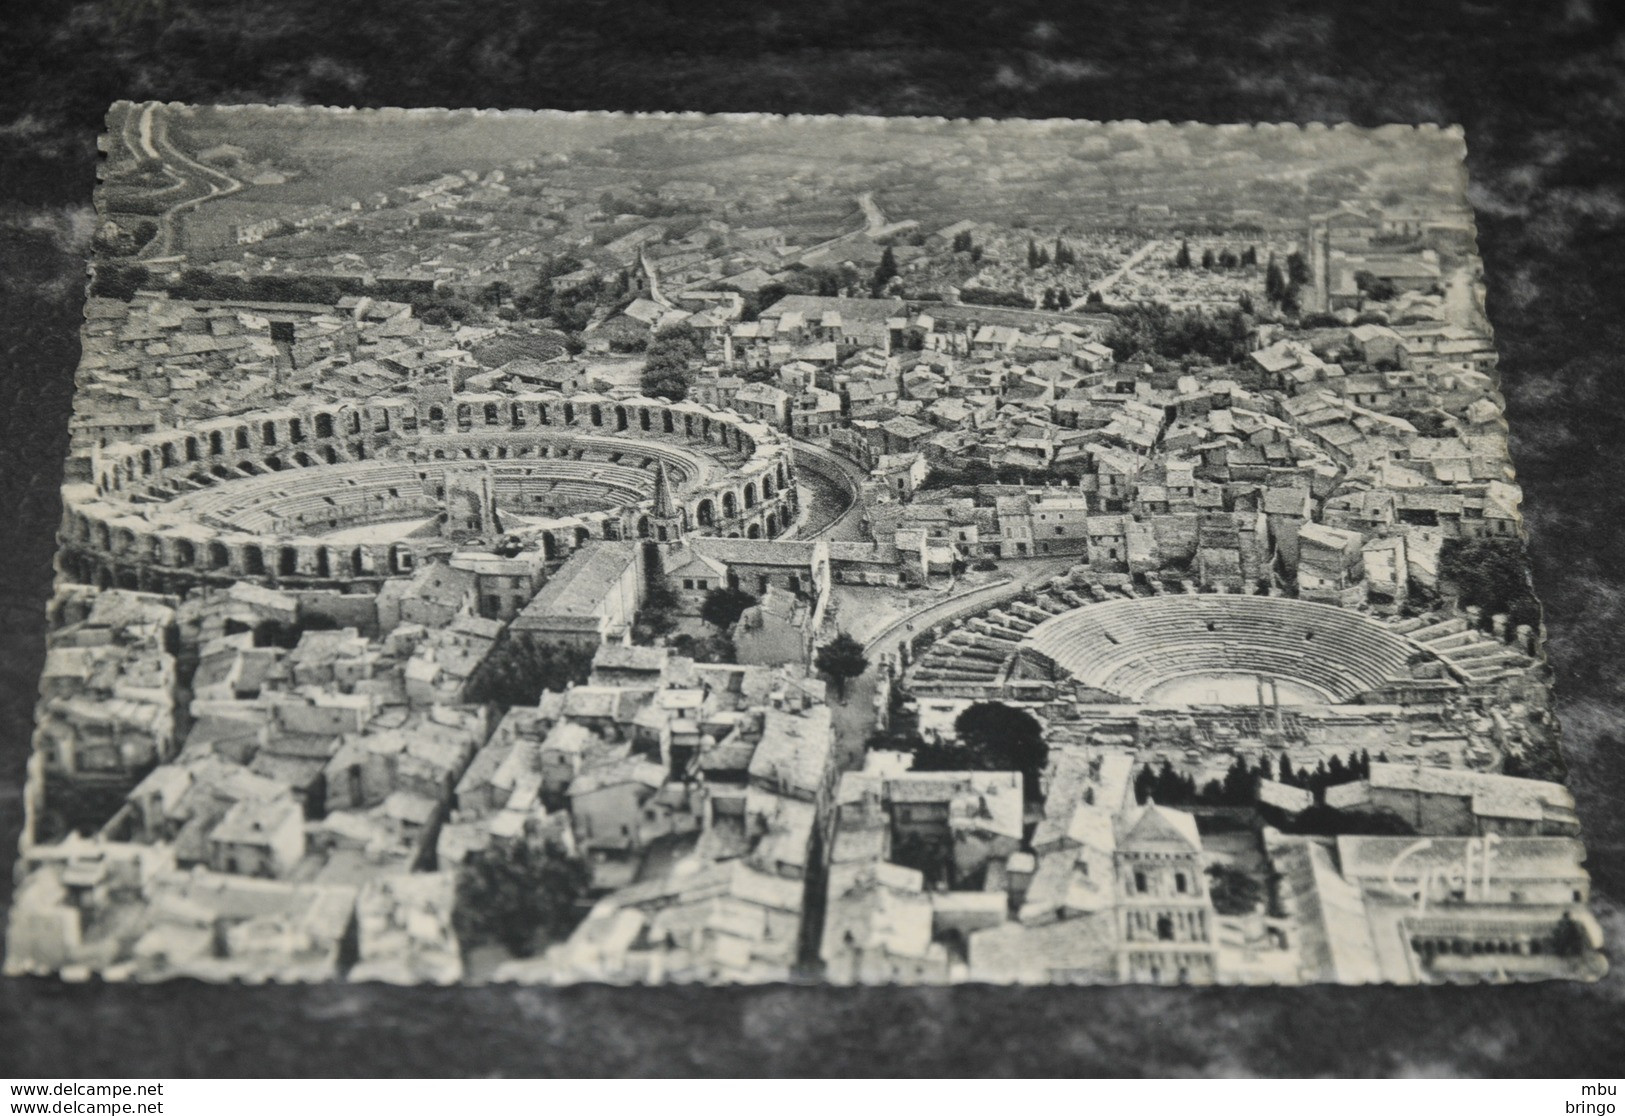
left=791, top=442, right=867, bottom=540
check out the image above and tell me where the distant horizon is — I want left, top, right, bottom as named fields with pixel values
left=101, top=103, right=1469, bottom=240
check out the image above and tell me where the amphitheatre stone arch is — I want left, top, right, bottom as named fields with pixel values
left=62, top=391, right=796, bottom=592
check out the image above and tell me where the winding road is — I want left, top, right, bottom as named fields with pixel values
left=133, top=102, right=244, bottom=262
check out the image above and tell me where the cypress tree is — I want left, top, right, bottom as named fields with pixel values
left=1287, top=250, right=1311, bottom=286
left=871, top=246, right=899, bottom=296
left=1265, top=256, right=1286, bottom=302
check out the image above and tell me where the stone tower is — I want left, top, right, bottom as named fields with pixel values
left=441, top=465, right=502, bottom=541
left=1111, top=802, right=1219, bottom=984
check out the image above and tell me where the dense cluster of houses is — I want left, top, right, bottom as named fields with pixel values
left=8, top=575, right=846, bottom=982
left=14, top=553, right=1598, bottom=984
left=818, top=734, right=1595, bottom=985
left=661, top=281, right=1513, bottom=621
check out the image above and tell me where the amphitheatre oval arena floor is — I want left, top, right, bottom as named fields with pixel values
left=314, top=517, right=442, bottom=544
left=1139, top=673, right=1332, bottom=706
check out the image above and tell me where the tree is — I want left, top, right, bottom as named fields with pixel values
left=1174, top=240, right=1192, bottom=269
left=640, top=321, right=705, bottom=401
left=253, top=617, right=314, bottom=650
left=870, top=245, right=899, bottom=296
left=700, top=586, right=757, bottom=631
left=1438, top=537, right=1542, bottom=633
left=960, top=286, right=1037, bottom=309
left=1285, top=804, right=1416, bottom=837
left=453, top=835, right=590, bottom=958
left=1265, top=256, right=1286, bottom=302
left=1220, top=755, right=1261, bottom=805
left=919, top=701, right=1049, bottom=800
left=652, top=321, right=705, bottom=362
left=670, top=630, right=737, bottom=664
left=815, top=632, right=869, bottom=699
left=36, top=772, right=136, bottom=843
left=1201, top=247, right=1217, bottom=270
left=632, top=583, right=681, bottom=643
left=889, top=827, right=954, bottom=889
left=1027, top=239, right=1040, bottom=269
left=89, top=260, right=152, bottom=301
left=466, top=637, right=594, bottom=707
left=1207, top=864, right=1265, bottom=915
left=1100, top=302, right=1252, bottom=365
left=1502, top=742, right=1569, bottom=784
left=1241, top=245, right=1259, bottom=267
left=1287, top=250, right=1312, bottom=287
left=1354, top=270, right=1398, bottom=302
left=1281, top=280, right=1302, bottom=316
left=1219, top=249, right=1239, bottom=269
left=94, top=218, right=159, bottom=258
left=1279, top=752, right=1296, bottom=785
left=1551, top=911, right=1589, bottom=957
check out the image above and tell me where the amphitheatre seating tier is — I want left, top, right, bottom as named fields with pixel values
left=164, top=443, right=712, bottom=533
left=1399, top=615, right=1537, bottom=682
left=412, top=430, right=715, bottom=486
left=1022, top=595, right=1425, bottom=703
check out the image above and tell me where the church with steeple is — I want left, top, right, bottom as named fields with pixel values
left=644, top=460, right=684, bottom=544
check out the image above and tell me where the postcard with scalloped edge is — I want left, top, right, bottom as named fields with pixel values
left=6, top=105, right=1601, bottom=986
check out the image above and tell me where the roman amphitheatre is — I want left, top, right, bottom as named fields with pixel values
left=904, top=584, right=1544, bottom=717
left=57, top=390, right=805, bottom=593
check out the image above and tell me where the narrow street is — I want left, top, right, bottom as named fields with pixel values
left=1443, top=265, right=1486, bottom=333
left=822, top=555, right=1078, bottom=768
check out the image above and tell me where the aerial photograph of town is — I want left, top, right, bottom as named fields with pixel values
left=2, top=104, right=1604, bottom=987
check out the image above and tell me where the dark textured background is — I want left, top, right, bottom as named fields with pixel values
left=1, top=0, right=1623, bottom=1077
